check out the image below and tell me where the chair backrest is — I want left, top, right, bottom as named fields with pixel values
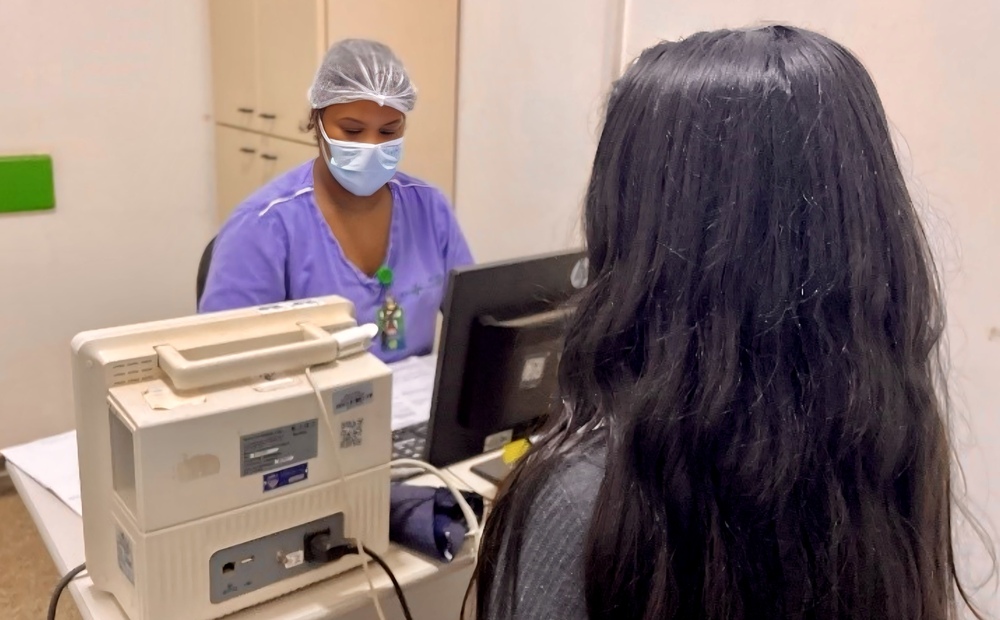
left=196, top=236, right=216, bottom=307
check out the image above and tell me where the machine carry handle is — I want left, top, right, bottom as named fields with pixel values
left=156, top=322, right=372, bottom=391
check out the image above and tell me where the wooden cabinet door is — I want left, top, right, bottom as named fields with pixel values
left=214, top=126, right=263, bottom=222
left=208, top=0, right=258, bottom=130
left=326, top=0, right=459, bottom=200
left=258, top=134, right=320, bottom=186
left=256, top=0, right=325, bottom=142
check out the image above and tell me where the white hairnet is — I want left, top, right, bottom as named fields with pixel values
left=308, top=39, right=416, bottom=113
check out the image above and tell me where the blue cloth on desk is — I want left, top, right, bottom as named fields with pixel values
left=389, top=484, right=484, bottom=562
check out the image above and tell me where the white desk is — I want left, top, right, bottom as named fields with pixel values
left=9, top=454, right=498, bottom=620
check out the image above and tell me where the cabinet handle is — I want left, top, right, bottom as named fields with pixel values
left=258, top=113, right=277, bottom=120
left=237, top=107, right=254, bottom=114
left=260, top=153, right=278, bottom=161
left=239, top=147, right=257, bottom=154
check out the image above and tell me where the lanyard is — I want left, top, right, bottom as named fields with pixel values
left=375, top=266, right=405, bottom=352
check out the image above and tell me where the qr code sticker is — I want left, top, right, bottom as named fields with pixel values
left=340, top=419, right=363, bottom=448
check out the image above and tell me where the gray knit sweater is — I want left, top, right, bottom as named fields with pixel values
left=486, top=450, right=606, bottom=619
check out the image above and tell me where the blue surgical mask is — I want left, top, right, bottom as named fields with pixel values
left=318, top=123, right=404, bottom=197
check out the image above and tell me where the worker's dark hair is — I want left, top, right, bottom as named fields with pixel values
left=303, top=109, right=323, bottom=146
left=473, top=24, right=990, bottom=619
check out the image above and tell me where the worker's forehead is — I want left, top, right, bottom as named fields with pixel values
left=323, top=100, right=404, bottom=123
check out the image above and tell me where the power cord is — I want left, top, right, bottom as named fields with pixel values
left=359, top=544, right=414, bottom=620
left=47, top=562, right=86, bottom=620
left=305, top=365, right=388, bottom=620
left=306, top=536, right=414, bottom=620
left=306, top=357, right=481, bottom=619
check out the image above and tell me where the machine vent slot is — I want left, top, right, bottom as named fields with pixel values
left=108, top=357, right=158, bottom=386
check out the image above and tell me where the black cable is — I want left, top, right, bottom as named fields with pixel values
left=47, top=562, right=86, bottom=620
left=317, top=540, right=414, bottom=620
left=360, top=544, right=414, bottom=620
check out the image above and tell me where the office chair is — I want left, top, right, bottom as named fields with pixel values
left=196, top=236, right=216, bottom=307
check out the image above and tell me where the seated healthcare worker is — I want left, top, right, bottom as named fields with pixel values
left=199, top=39, right=474, bottom=363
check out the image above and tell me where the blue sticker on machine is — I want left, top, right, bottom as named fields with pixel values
left=262, top=463, right=308, bottom=492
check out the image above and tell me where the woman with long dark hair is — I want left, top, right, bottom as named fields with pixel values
left=474, top=25, right=985, bottom=619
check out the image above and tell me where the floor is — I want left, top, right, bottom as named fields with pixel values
left=0, top=486, right=82, bottom=620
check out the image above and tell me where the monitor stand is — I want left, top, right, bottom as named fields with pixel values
left=470, top=455, right=514, bottom=486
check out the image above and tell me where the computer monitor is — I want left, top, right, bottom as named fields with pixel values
left=424, top=249, right=588, bottom=477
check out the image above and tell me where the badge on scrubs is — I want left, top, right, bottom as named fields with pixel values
left=376, top=266, right=406, bottom=352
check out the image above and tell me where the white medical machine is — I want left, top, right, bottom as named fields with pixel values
left=72, top=297, right=392, bottom=620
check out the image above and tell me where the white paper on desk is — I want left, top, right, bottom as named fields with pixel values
left=1, top=430, right=82, bottom=516
left=388, top=355, right=437, bottom=431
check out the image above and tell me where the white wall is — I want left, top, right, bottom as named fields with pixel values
left=623, top=0, right=1000, bottom=613
left=453, top=0, right=623, bottom=263
left=0, top=0, right=217, bottom=448
left=0, top=0, right=625, bottom=443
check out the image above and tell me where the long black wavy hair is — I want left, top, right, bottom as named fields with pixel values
left=473, top=25, right=987, bottom=619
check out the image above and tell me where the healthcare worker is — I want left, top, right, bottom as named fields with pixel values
left=199, top=39, right=474, bottom=363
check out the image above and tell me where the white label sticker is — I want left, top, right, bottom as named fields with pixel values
left=520, top=355, right=547, bottom=389
left=257, top=302, right=291, bottom=314
left=483, top=429, right=514, bottom=453
left=332, top=382, right=375, bottom=414
left=258, top=299, right=322, bottom=314
left=116, top=526, right=135, bottom=585
left=282, top=550, right=305, bottom=569
left=570, top=258, right=589, bottom=289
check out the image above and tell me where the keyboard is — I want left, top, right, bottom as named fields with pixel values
left=391, top=421, right=428, bottom=460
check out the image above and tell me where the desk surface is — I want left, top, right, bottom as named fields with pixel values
left=10, top=454, right=498, bottom=620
